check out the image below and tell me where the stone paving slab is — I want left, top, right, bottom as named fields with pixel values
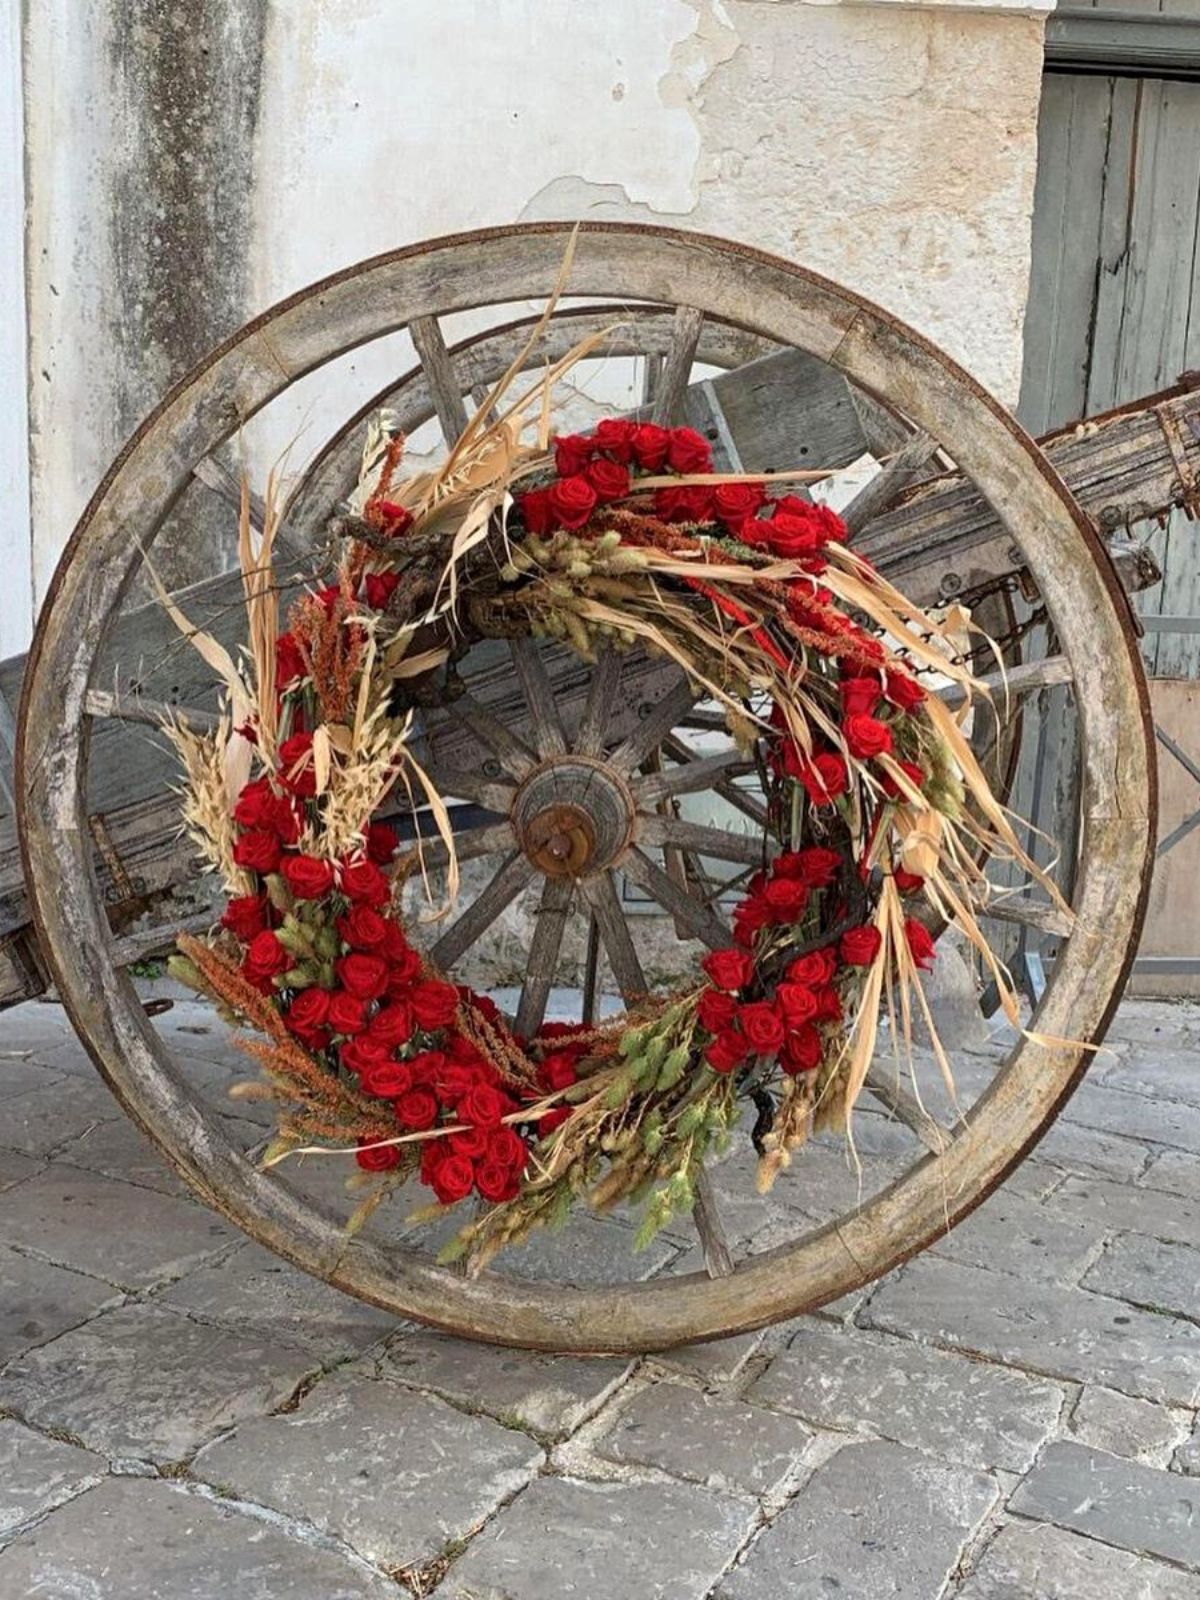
left=592, top=1378, right=810, bottom=1495
left=1084, top=1233, right=1200, bottom=1321
left=162, top=1242, right=399, bottom=1359
left=1069, top=1384, right=1193, bottom=1466
left=863, top=1255, right=1200, bottom=1405
left=1060, top=1082, right=1200, bottom=1154
left=714, top=1439, right=997, bottom=1600
left=0, top=1304, right=319, bottom=1465
left=0, top=1164, right=237, bottom=1289
left=1140, top=1149, right=1200, bottom=1200
left=955, top=1520, right=1200, bottom=1599
left=381, top=1329, right=631, bottom=1440
left=1052, top=1174, right=1200, bottom=1246
left=1033, top=1118, right=1153, bottom=1183
left=0, top=1075, right=128, bottom=1157
left=0, top=1148, right=38, bottom=1189
left=0, top=1419, right=106, bottom=1537
left=928, top=1187, right=1107, bottom=1285
left=195, top=1370, right=543, bottom=1572
left=0, top=1243, right=117, bottom=1363
left=1176, top=1423, right=1200, bottom=1477
left=1097, top=1048, right=1200, bottom=1107
left=57, top=1114, right=190, bottom=1196
left=0, top=1053, right=67, bottom=1100
left=433, top=1474, right=755, bottom=1600
left=1010, top=1441, right=1200, bottom=1572
left=0, top=1478, right=395, bottom=1597
left=747, top=1319, right=1064, bottom=1472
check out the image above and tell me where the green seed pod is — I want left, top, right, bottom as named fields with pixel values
left=655, top=1046, right=689, bottom=1092
left=313, top=926, right=340, bottom=961
left=567, top=560, right=591, bottom=579
left=166, top=955, right=206, bottom=993
left=676, top=1103, right=705, bottom=1137
left=498, top=562, right=520, bottom=583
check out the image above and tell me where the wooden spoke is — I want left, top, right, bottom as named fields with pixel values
left=514, top=877, right=575, bottom=1038
left=637, top=812, right=771, bottom=868
left=401, top=819, right=514, bottom=873
left=579, top=871, right=647, bottom=1003
left=651, top=305, right=706, bottom=426
left=581, top=914, right=602, bottom=1025
left=842, top=430, right=939, bottom=535
left=677, top=708, right=728, bottom=734
left=620, top=847, right=733, bottom=950
left=574, top=646, right=623, bottom=757
left=445, top=693, right=538, bottom=780
left=84, top=689, right=219, bottom=735
left=409, top=315, right=471, bottom=444
left=659, top=736, right=770, bottom=829
left=429, top=851, right=535, bottom=971
left=635, top=748, right=756, bottom=804
left=509, top=639, right=568, bottom=758
left=980, top=896, right=1074, bottom=938
left=421, top=766, right=516, bottom=814
left=693, top=1169, right=736, bottom=1279
left=938, top=654, right=1073, bottom=710
left=609, top=679, right=699, bottom=773
left=863, top=1065, right=953, bottom=1155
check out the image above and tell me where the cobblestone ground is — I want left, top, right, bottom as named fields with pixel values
left=2, top=993, right=1200, bottom=1597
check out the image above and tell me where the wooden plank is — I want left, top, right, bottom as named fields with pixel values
left=650, top=306, right=705, bottom=426
left=409, top=316, right=471, bottom=444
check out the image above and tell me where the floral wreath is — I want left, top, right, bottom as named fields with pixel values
left=165, top=307, right=1066, bottom=1271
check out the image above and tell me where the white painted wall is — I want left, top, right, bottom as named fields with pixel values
left=0, top=0, right=32, bottom=660
left=13, top=0, right=1053, bottom=657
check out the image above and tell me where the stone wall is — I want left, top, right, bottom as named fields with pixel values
left=6, top=0, right=1052, bottom=657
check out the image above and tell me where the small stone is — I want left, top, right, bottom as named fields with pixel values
left=593, top=1381, right=808, bottom=1495
left=1060, top=1082, right=1200, bottom=1155
left=747, top=1320, right=1062, bottom=1472
left=0, top=1477, right=394, bottom=1597
left=0, top=1165, right=235, bottom=1289
left=929, top=1187, right=1105, bottom=1285
left=195, top=1371, right=542, bottom=1571
left=0, top=1304, right=318, bottom=1465
left=957, top=1520, right=1200, bottom=1599
left=435, top=1474, right=754, bottom=1600
left=1010, top=1441, right=1200, bottom=1571
left=1071, top=1385, right=1191, bottom=1466
left=713, top=1440, right=996, bottom=1599
left=0, top=1419, right=105, bottom=1536
left=1141, top=1150, right=1200, bottom=1201
left=1084, top=1234, right=1200, bottom=1320
left=163, top=1242, right=397, bottom=1358
left=0, top=1244, right=116, bottom=1363
left=864, top=1256, right=1200, bottom=1405
left=381, top=1330, right=631, bottom=1440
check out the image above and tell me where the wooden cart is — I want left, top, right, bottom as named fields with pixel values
left=4, top=224, right=1183, bottom=1351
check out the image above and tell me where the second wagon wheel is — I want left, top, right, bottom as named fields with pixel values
left=17, top=224, right=1154, bottom=1352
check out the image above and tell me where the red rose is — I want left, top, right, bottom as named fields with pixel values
left=777, top=847, right=841, bottom=889
left=732, top=895, right=773, bottom=948
left=840, top=925, right=883, bottom=967
left=355, top=1139, right=401, bottom=1172
left=654, top=484, right=713, bottom=524
left=282, top=854, right=336, bottom=901
left=764, top=878, right=808, bottom=923
left=538, top=1052, right=578, bottom=1093
left=797, top=752, right=850, bottom=807
left=233, top=778, right=279, bottom=831
left=373, top=501, right=413, bottom=535
left=486, top=1125, right=527, bottom=1168
left=364, top=571, right=400, bottom=611
left=448, top=1124, right=489, bottom=1159
left=700, top=948, right=756, bottom=992
left=553, top=433, right=595, bottom=477
left=885, top=671, right=926, bottom=711
left=395, top=1087, right=440, bottom=1130
left=840, top=677, right=883, bottom=717
left=338, top=905, right=389, bottom=951
left=594, top=418, right=639, bottom=462
left=882, top=760, right=926, bottom=800
left=438, top=1062, right=484, bottom=1103
left=276, top=632, right=307, bottom=688
left=667, top=426, right=713, bottom=474
left=277, top=733, right=317, bottom=798
left=285, top=986, right=332, bottom=1048
left=411, top=980, right=459, bottom=1031
left=776, top=983, right=818, bottom=1025
left=463, top=989, right=500, bottom=1026
left=705, top=1028, right=749, bottom=1074
left=586, top=458, right=631, bottom=504
left=368, top=1001, right=414, bottom=1048
left=697, top=988, right=738, bottom=1033
left=547, top=474, right=598, bottom=531
left=812, top=986, right=843, bottom=1024
left=328, top=991, right=370, bottom=1036
left=461, top=1083, right=512, bottom=1126
left=359, top=1058, right=414, bottom=1098
left=340, top=1035, right=391, bottom=1075
left=221, top=895, right=268, bottom=942
left=232, top=828, right=283, bottom=875
left=713, top=482, right=767, bottom=531
left=894, top=869, right=924, bottom=895
left=271, top=794, right=304, bottom=845
left=444, top=1031, right=488, bottom=1067
left=520, top=487, right=554, bottom=536
left=782, top=1024, right=824, bottom=1075
left=383, top=932, right=422, bottom=981
left=737, top=1001, right=785, bottom=1056
left=406, top=1049, right=446, bottom=1086
left=765, top=512, right=821, bottom=561
left=243, top=930, right=291, bottom=982
left=538, top=1107, right=572, bottom=1138
left=631, top=422, right=671, bottom=470
left=474, top=1160, right=522, bottom=1204
left=427, top=1152, right=475, bottom=1205
left=787, top=948, right=838, bottom=987
left=339, top=857, right=391, bottom=908
left=365, top=822, right=399, bottom=864
left=336, top=953, right=390, bottom=1001
left=844, top=714, right=894, bottom=761
left=905, top=917, right=937, bottom=971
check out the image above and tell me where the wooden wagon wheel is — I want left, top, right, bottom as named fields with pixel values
left=17, top=224, right=1154, bottom=1352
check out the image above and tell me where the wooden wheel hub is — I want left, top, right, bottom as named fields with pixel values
left=512, top=760, right=635, bottom=877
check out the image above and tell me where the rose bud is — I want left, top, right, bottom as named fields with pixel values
left=394, top=1086, right=440, bottom=1131
left=666, top=425, right=713, bottom=474
left=700, top=948, right=756, bottom=992
left=337, top=904, right=389, bottom=951
left=221, top=894, right=269, bottom=942
left=339, top=857, right=391, bottom=908
left=630, top=422, right=671, bottom=470
left=586, top=457, right=631, bottom=504
left=365, top=822, right=399, bottom=864
left=840, top=925, right=883, bottom=966
left=594, top=418, right=639, bottom=462
left=885, top=671, right=927, bottom=711
left=474, top=1160, right=522, bottom=1203
left=839, top=676, right=883, bottom=717
left=428, top=1152, right=476, bottom=1205
left=335, top=952, right=390, bottom=1001
left=232, top=828, right=284, bottom=875
left=277, top=732, right=317, bottom=798
left=411, top=980, right=459, bottom=1030
left=736, top=1001, right=786, bottom=1056
left=327, top=991, right=370, bottom=1036
left=843, top=714, right=894, bottom=761
left=905, top=917, right=937, bottom=971
left=547, top=474, right=598, bottom=531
